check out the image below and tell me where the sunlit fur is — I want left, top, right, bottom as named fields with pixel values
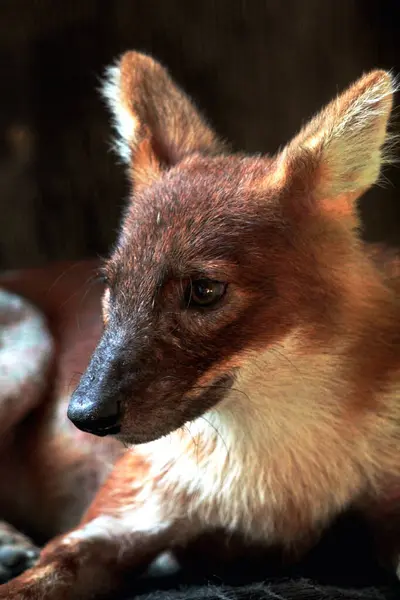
left=0, top=52, right=399, bottom=599
left=136, top=328, right=398, bottom=549
left=101, top=64, right=139, bottom=164
left=287, top=70, right=398, bottom=198
left=98, top=55, right=400, bottom=547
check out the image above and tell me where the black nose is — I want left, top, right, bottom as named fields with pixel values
left=67, top=327, right=131, bottom=437
left=67, top=392, right=122, bottom=437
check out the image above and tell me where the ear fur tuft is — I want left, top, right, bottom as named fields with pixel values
left=101, top=62, right=139, bottom=164
left=100, top=51, right=224, bottom=177
left=283, top=70, right=398, bottom=202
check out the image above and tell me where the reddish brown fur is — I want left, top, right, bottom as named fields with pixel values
left=0, top=262, right=122, bottom=539
left=0, top=52, right=399, bottom=599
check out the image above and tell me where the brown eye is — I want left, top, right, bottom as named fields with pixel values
left=99, top=276, right=110, bottom=291
left=185, top=279, right=227, bottom=309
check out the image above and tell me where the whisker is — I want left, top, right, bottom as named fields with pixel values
left=189, top=383, right=251, bottom=403
left=76, top=273, right=104, bottom=331
left=270, top=344, right=301, bottom=375
left=183, top=424, right=201, bottom=467
left=45, top=262, right=82, bottom=298
left=56, top=272, right=98, bottom=312
left=65, top=371, right=84, bottom=395
left=199, top=414, right=229, bottom=457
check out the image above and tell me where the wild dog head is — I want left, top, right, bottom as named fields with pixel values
left=68, top=52, right=395, bottom=443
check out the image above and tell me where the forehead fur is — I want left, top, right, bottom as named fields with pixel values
left=115, top=154, right=283, bottom=266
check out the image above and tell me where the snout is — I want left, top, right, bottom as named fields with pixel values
left=67, top=329, right=129, bottom=437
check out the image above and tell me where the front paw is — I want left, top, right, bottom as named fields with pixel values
left=0, top=564, right=59, bottom=600
left=0, top=522, right=39, bottom=584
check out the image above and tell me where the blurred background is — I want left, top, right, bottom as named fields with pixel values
left=0, top=0, right=399, bottom=270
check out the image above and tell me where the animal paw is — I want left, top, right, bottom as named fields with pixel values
left=0, top=521, right=39, bottom=583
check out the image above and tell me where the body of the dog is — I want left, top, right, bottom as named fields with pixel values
left=0, top=52, right=399, bottom=598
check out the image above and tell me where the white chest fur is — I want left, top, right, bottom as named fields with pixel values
left=136, top=336, right=371, bottom=545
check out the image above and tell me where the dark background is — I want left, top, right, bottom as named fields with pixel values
left=1, top=0, right=399, bottom=270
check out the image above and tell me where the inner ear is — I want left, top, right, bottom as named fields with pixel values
left=274, top=69, right=396, bottom=213
left=102, top=51, right=225, bottom=186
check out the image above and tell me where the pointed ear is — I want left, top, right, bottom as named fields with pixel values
left=102, top=51, right=225, bottom=189
left=275, top=70, right=396, bottom=215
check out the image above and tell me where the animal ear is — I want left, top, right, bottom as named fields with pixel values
left=275, top=70, right=396, bottom=215
left=102, top=51, right=225, bottom=189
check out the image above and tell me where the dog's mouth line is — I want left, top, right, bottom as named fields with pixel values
left=78, top=423, right=122, bottom=437
left=116, top=371, right=236, bottom=445
left=188, top=371, right=236, bottom=398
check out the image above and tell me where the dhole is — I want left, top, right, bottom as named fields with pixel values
left=0, top=51, right=399, bottom=599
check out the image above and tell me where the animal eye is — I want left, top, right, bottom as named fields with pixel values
left=98, top=271, right=109, bottom=286
left=185, top=279, right=227, bottom=309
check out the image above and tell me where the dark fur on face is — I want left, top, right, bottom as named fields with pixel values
left=100, top=156, right=295, bottom=442
left=78, top=156, right=350, bottom=443
left=68, top=52, right=395, bottom=444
